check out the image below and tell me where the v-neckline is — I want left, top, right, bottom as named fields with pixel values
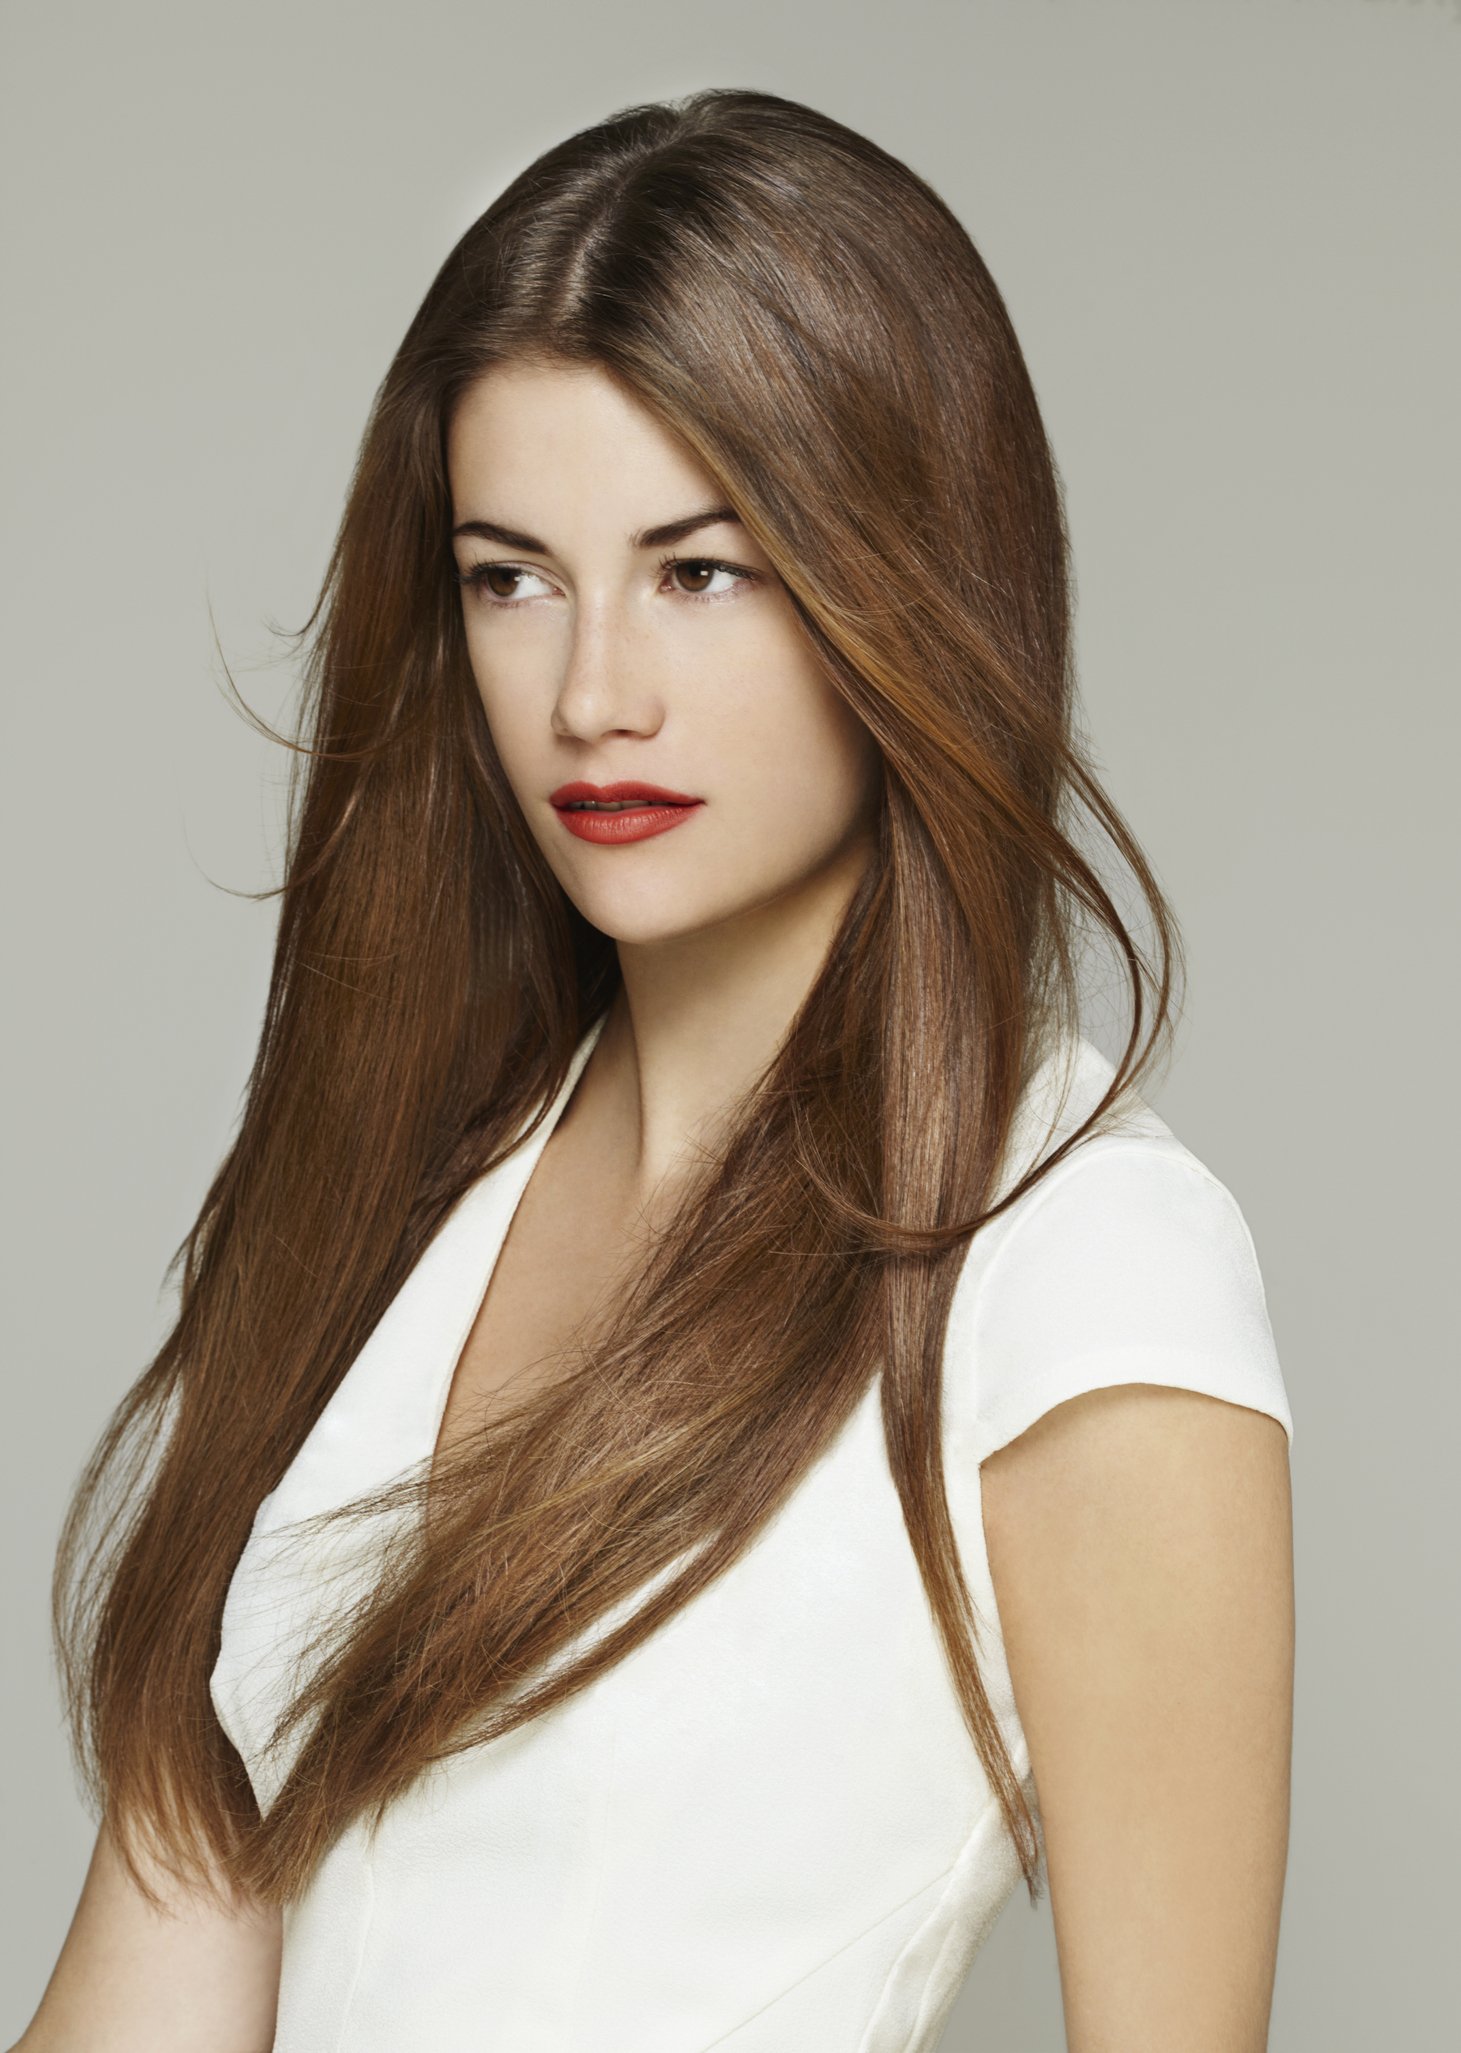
left=254, top=1015, right=608, bottom=1538
left=425, top=1013, right=608, bottom=1481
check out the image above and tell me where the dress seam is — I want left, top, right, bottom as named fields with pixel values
left=563, top=1697, right=621, bottom=2042
left=695, top=1861, right=959, bottom=2052
left=331, top=1826, right=377, bottom=2053
left=854, top=1757, right=1031, bottom=2053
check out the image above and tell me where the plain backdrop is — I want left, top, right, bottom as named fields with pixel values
left=3, top=1, right=1456, bottom=2045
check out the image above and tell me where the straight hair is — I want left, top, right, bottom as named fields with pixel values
left=54, top=86, right=1182, bottom=1911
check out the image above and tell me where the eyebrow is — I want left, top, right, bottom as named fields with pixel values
left=449, top=504, right=743, bottom=553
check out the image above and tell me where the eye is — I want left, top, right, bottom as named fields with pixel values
left=452, top=553, right=761, bottom=608
left=454, top=561, right=556, bottom=605
left=657, top=553, right=759, bottom=602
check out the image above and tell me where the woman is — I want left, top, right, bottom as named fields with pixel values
left=19, top=86, right=1295, bottom=2052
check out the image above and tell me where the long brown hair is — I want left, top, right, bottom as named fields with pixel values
left=54, top=86, right=1182, bottom=1912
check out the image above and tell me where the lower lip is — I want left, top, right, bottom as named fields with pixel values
left=553, top=800, right=704, bottom=845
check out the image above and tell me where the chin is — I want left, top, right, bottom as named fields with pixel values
left=574, top=906, right=722, bottom=949
left=564, top=877, right=757, bottom=950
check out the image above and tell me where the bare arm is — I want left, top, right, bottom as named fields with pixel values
left=13, top=1814, right=282, bottom=2053
left=980, top=1382, right=1295, bottom=2053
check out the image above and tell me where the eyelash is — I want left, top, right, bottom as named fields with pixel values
left=453, top=550, right=759, bottom=607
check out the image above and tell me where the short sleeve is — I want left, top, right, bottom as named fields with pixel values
left=965, top=1141, right=1294, bottom=1463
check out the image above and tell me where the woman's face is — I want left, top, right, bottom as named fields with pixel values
left=446, top=360, right=882, bottom=951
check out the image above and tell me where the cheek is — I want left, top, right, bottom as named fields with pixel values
left=468, top=653, right=539, bottom=787
left=711, top=654, right=879, bottom=845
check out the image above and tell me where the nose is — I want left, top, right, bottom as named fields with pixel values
left=550, top=589, right=665, bottom=744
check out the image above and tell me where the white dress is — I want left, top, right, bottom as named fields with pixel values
left=210, top=1016, right=1294, bottom=2052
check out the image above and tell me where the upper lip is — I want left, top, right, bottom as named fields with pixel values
left=550, top=780, right=703, bottom=806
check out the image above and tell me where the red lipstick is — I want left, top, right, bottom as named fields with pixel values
left=549, top=779, right=705, bottom=846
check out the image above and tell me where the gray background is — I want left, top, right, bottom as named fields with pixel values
left=3, top=1, right=1456, bottom=2044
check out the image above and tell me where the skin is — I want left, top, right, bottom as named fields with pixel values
left=17, top=358, right=1294, bottom=2050
left=13, top=1818, right=282, bottom=2052
left=981, top=1384, right=1295, bottom=2051
left=446, top=357, right=884, bottom=1203
left=431, top=356, right=886, bottom=1463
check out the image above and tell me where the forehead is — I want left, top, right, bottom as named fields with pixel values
left=447, top=361, right=717, bottom=515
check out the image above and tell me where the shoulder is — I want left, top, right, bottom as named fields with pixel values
left=958, top=1044, right=1296, bottom=2039
left=946, top=1034, right=1294, bottom=1465
left=973, top=1292, right=1295, bottom=2043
